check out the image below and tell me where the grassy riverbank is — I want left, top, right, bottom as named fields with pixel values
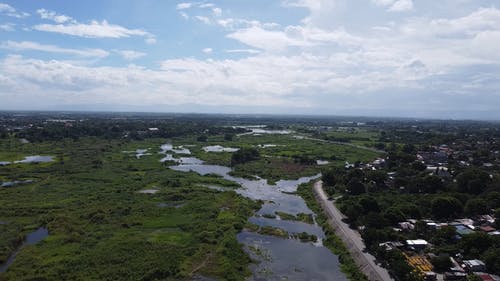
left=297, top=182, right=369, bottom=281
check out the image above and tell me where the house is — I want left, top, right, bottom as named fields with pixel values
left=444, top=272, right=467, bottom=281
left=453, top=224, right=475, bottom=236
left=424, top=271, right=437, bottom=281
left=473, top=273, right=498, bottom=281
left=480, top=226, right=496, bottom=233
left=423, top=272, right=437, bottom=281
left=399, top=221, right=415, bottom=231
left=406, top=239, right=428, bottom=250
left=379, top=241, right=404, bottom=251
left=463, top=260, right=487, bottom=272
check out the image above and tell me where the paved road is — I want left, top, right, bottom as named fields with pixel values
left=313, top=181, right=394, bottom=281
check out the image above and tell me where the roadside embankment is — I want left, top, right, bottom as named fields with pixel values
left=312, top=181, right=394, bottom=281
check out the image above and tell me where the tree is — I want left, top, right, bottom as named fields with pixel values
left=459, top=232, right=492, bottom=256
left=484, top=191, right=500, bottom=209
left=366, top=170, right=387, bottom=187
left=347, top=179, right=366, bottom=195
left=322, top=167, right=343, bottom=187
left=483, top=247, right=500, bottom=275
left=358, top=196, right=380, bottom=213
left=431, top=255, right=452, bottom=272
left=411, top=161, right=427, bottom=171
left=343, top=203, right=363, bottom=223
left=433, top=226, right=456, bottom=245
left=423, top=175, right=445, bottom=193
left=197, top=135, right=208, bottom=142
left=464, top=198, right=489, bottom=216
left=382, top=207, right=405, bottom=225
left=456, top=168, right=491, bottom=194
left=363, top=212, right=389, bottom=229
left=397, top=203, right=422, bottom=219
left=230, top=147, right=259, bottom=166
left=431, top=197, right=463, bottom=219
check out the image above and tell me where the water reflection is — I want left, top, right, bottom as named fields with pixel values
left=0, top=156, right=54, bottom=165
left=202, top=145, right=239, bottom=153
left=168, top=154, right=347, bottom=280
left=0, top=227, right=49, bottom=273
left=238, top=232, right=347, bottom=281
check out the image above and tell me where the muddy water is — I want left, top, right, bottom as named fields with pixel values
left=169, top=156, right=347, bottom=281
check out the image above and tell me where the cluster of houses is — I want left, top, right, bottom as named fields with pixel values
left=419, top=141, right=500, bottom=171
left=379, top=215, right=499, bottom=280
left=393, top=216, right=499, bottom=237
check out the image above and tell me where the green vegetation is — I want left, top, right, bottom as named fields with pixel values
left=0, top=116, right=382, bottom=280
left=0, top=137, right=260, bottom=280
left=275, top=211, right=314, bottom=224
left=5, top=113, right=499, bottom=280
left=297, top=183, right=369, bottom=281
left=291, top=232, right=318, bottom=242
left=257, top=226, right=288, bottom=238
left=230, top=147, right=260, bottom=166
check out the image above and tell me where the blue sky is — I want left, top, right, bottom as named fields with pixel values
left=1, top=0, right=500, bottom=119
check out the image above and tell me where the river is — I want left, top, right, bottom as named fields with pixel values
left=168, top=152, right=347, bottom=281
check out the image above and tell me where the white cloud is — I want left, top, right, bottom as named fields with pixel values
left=0, top=23, right=14, bottom=31
left=195, top=16, right=211, bottom=24
left=1, top=41, right=109, bottom=58
left=216, top=18, right=264, bottom=30
left=2, top=2, right=500, bottom=118
left=371, top=0, right=395, bottom=6
left=371, top=0, right=413, bottom=12
left=199, top=3, right=215, bottom=8
left=0, top=3, right=29, bottom=18
left=202, top=47, right=213, bottom=54
left=283, top=0, right=339, bottom=29
left=145, top=37, right=157, bottom=44
left=388, top=0, right=413, bottom=12
left=227, top=27, right=306, bottom=52
left=418, top=8, right=500, bottom=37
left=212, top=7, right=222, bottom=17
left=282, top=0, right=323, bottom=10
left=33, top=20, right=156, bottom=44
left=225, top=49, right=261, bottom=54
left=176, top=3, right=193, bottom=10
left=226, top=24, right=362, bottom=52
left=114, top=50, right=146, bottom=60
left=37, top=8, right=74, bottom=23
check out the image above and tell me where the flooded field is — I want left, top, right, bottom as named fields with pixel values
left=122, top=149, right=151, bottom=159
left=238, top=232, right=347, bottom=281
left=0, top=156, right=54, bottom=165
left=235, top=125, right=293, bottom=136
left=316, top=160, right=330, bottom=165
left=1, top=180, right=34, bottom=188
left=203, top=145, right=239, bottom=153
left=0, top=227, right=49, bottom=273
left=160, top=144, right=191, bottom=154
left=167, top=147, right=346, bottom=280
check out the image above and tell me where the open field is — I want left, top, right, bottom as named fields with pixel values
left=0, top=127, right=381, bottom=280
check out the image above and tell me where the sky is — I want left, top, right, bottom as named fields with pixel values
left=1, top=0, right=500, bottom=119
